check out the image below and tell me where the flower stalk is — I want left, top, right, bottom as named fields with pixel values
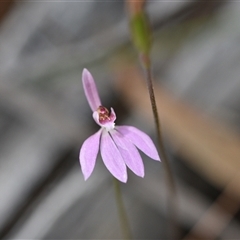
left=143, top=56, right=178, bottom=239
left=113, top=178, right=132, bottom=239
left=127, top=1, right=178, bottom=238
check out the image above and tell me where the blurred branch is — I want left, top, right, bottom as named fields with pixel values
left=183, top=175, right=240, bottom=239
left=0, top=84, right=82, bottom=144
left=0, top=1, right=192, bottom=84
left=0, top=0, right=14, bottom=23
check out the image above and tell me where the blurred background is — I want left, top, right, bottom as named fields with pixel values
left=0, top=1, right=240, bottom=239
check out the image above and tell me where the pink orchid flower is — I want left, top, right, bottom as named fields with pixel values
left=79, top=69, right=160, bottom=183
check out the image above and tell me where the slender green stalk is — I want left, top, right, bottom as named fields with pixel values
left=113, top=178, right=132, bottom=239
left=127, top=2, right=178, bottom=238
left=141, top=54, right=178, bottom=239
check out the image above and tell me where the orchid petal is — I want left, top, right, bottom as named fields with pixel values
left=116, top=126, right=160, bottom=161
left=100, top=129, right=127, bottom=182
left=82, top=68, right=101, bottom=112
left=79, top=129, right=102, bottom=180
left=111, top=130, right=144, bottom=177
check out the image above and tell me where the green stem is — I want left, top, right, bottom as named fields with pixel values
left=113, top=178, right=132, bottom=239
left=142, top=55, right=178, bottom=239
